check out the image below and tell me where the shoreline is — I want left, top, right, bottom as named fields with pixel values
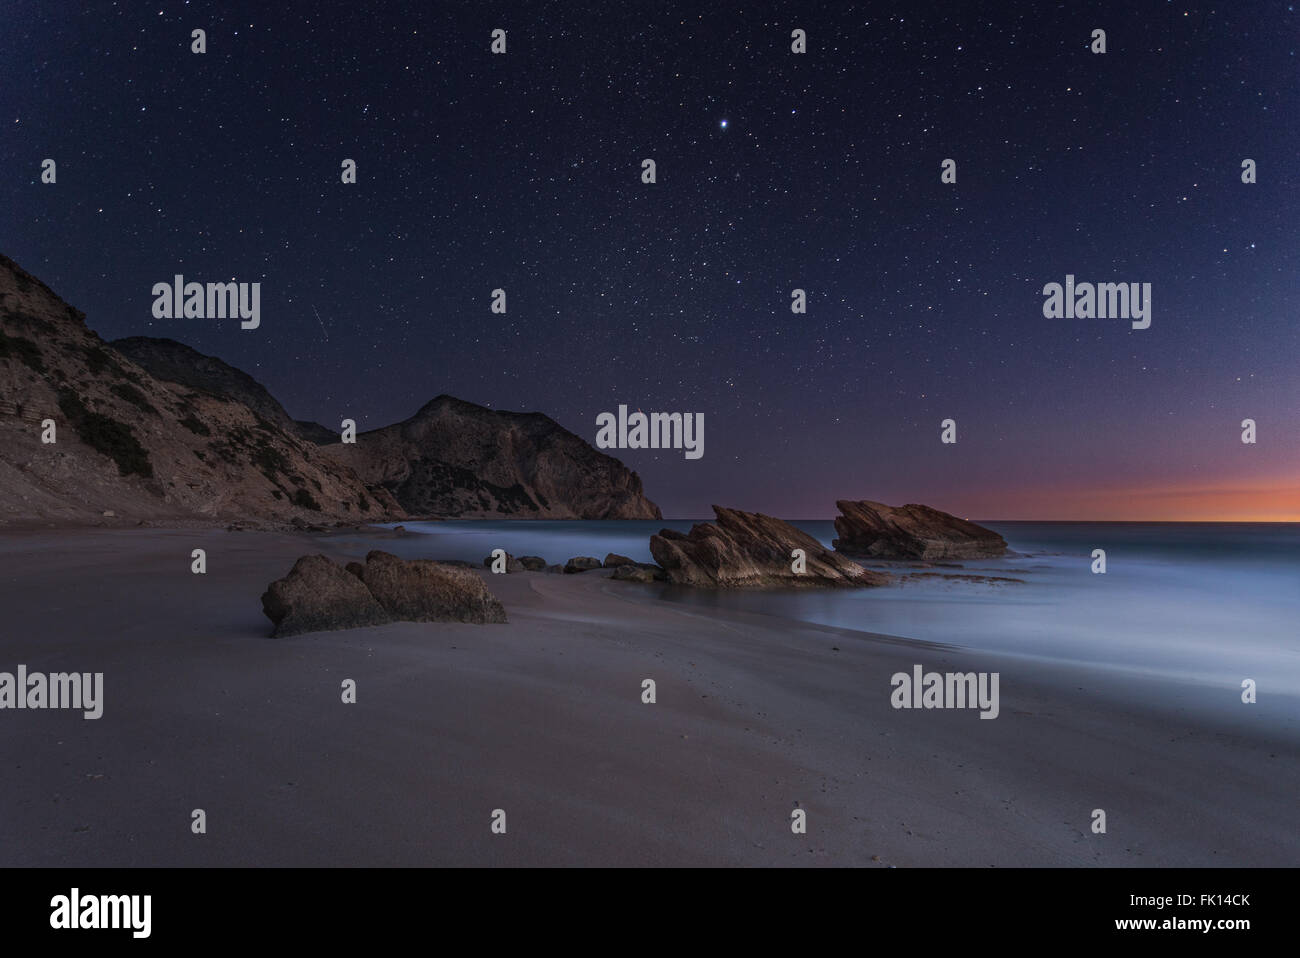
left=0, top=526, right=1295, bottom=866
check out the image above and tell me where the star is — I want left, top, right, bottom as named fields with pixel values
left=719, top=119, right=728, bottom=130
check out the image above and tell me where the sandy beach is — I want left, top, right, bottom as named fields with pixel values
left=1, top=526, right=1295, bottom=867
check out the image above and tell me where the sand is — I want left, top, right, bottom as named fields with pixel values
left=0, top=527, right=1295, bottom=867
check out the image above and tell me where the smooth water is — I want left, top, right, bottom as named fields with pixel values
left=349, top=519, right=1300, bottom=707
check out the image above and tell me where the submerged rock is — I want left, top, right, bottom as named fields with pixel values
left=832, top=500, right=1007, bottom=560
left=649, top=506, right=887, bottom=589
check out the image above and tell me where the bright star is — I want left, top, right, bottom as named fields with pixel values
left=720, top=119, right=728, bottom=129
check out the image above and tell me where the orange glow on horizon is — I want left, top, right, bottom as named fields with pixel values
left=972, top=477, right=1300, bottom=522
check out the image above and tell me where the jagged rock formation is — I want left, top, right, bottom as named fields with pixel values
left=832, top=500, right=1008, bottom=560
left=261, top=550, right=507, bottom=636
left=649, top=506, right=888, bottom=589
left=0, top=254, right=401, bottom=525
left=321, top=395, right=662, bottom=520
left=110, top=336, right=335, bottom=444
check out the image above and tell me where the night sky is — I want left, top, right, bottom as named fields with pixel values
left=4, top=2, right=1298, bottom=520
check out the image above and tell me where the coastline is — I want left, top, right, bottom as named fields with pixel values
left=0, top=525, right=1295, bottom=867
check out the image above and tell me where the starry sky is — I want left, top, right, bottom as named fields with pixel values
left=3, top=1, right=1298, bottom=520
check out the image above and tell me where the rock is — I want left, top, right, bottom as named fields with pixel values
left=261, top=551, right=506, bottom=636
left=609, top=560, right=667, bottom=582
left=604, top=553, right=636, bottom=568
left=261, top=554, right=390, bottom=637
left=482, top=551, right=525, bottom=573
left=649, top=506, right=887, bottom=589
left=832, top=500, right=1007, bottom=560
left=545, top=564, right=565, bottom=574
left=359, top=550, right=507, bottom=624
left=393, top=525, right=406, bottom=534
left=611, top=564, right=659, bottom=583
left=517, top=555, right=548, bottom=571
left=564, top=556, right=603, bottom=574
left=101, top=510, right=115, bottom=517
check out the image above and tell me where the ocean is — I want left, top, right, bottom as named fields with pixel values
left=339, top=519, right=1300, bottom=718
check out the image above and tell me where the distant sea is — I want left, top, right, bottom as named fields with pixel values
left=339, top=519, right=1300, bottom=717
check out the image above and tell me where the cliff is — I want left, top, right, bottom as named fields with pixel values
left=110, top=335, right=335, bottom=444
left=321, top=395, right=662, bottom=519
left=0, top=254, right=400, bottom=526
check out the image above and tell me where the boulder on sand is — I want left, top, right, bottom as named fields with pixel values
left=832, top=500, right=1007, bottom=560
left=611, top=563, right=662, bottom=583
left=517, top=555, right=548, bottom=571
left=261, top=554, right=390, bottom=637
left=564, top=556, right=603, bottom=574
left=649, top=506, right=887, bottom=589
left=360, top=550, right=507, bottom=624
left=603, top=553, right=636, bottom=568
left=261, top=550, right=506, bottom=636
left=482, top=551, right=525, bottom=573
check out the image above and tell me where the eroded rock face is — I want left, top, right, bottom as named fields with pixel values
left=649, top=506, right=888, bottom=589
left=564, top=556, right=603, bottom=574
left=319, top=394, right=662, bottom=519
left=261, top=554, right=390, bottom=637
left=261, top=550, right=506, bottom=636
left=832, top=500, right=1007, bottom=560
left=0, top=254, right=402, bottom=526
left=110, top=336, right=335, bottom=445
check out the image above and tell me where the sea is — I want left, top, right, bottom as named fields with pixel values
left=338, top=519, right=1300, bottom=719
